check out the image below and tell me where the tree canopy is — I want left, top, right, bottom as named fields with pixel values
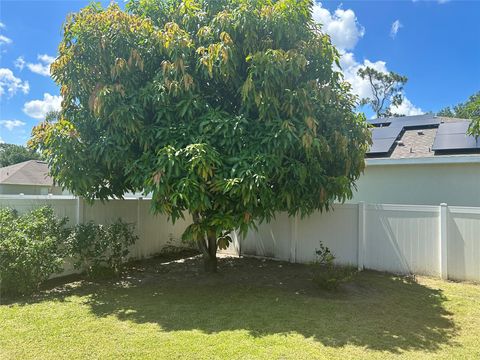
left=437, top=91, right=480, bottom=136
left=0, top=143, right=42, bottom=167
left=358, top=66, right=408, bottom=118
left=30, top=0, right=371, bottom=271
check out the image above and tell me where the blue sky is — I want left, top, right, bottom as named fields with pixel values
left=0, top=0, right=479, bottom=145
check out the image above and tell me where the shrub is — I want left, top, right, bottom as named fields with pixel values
left=0, top=206, right=69, bottom=296
left=311, top=242, right=357, bottom=291
left=315, top=242, right=335, bottom=267
left=67, top=219, right=138, bottom=277
left=312, top=265, right=357, bottom=291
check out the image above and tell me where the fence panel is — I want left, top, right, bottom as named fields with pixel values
left=137, top=199, right=191, bottom=258
left=447, top=206, right=480, bottom=282
left=239, top=205, right=359, bottom=265
left=84, top=198, right=189, bottom=259
left=0, top=195, right=78, bottom=224
left=241, top=212, right=292, bottom=260
left=365, top=204, right=440, bottom=276
left=295, top=204, right=359, bottom=265
left=0, top=196, right=190, bottom=261
left=2, top=195, right=480, bottom=282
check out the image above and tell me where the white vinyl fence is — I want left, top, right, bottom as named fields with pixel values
left=237, top=202, right=480, bottom=282
left=1, top=195, right=480, bottom=282
left=0, top=195, right=191, bottom=266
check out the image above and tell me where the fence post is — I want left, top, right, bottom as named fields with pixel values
left=440, top=203, right=448, bottom=279
left=290, top=214, right=298, bottom=263
left=231, top=231, right=241, bottom=256
left=357, top=202, right=366, bottom=271
left=137, top=197, right=143, bottom=258
left=75, top=197, right=83, bottom=225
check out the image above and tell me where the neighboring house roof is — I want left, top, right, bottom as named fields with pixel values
left=0, top=160, right=53, bottom=186
left=367, top=114, right=480, bottom=159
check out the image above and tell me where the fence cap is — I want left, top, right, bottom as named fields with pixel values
left=440, top=203, right=448, bottom=206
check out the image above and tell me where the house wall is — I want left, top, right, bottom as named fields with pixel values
left=350, top=159, right=480, bottom=207
left=0, top=184, right=65, bottom=195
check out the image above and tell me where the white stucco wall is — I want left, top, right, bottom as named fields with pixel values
left=351, top=156, right=480, bottom=207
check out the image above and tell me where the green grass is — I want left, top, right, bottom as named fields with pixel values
left=1, top=256, right=480, bottom=359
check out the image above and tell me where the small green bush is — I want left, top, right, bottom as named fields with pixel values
left=0, top=206, right=69, bottom=296
left=67, top=219, right=138, bottom=277
left=315, top=242, right=335, bottom=267
left=311, top=242, right=357, bottom=291
left=312, top=265, right=357, bottom=291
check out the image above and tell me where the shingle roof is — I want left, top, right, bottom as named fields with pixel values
left=0, top=160, right=53, bottom=186
left=390, top=128, right=436, bottom=159
left=368, top=115, right=480, bottom=159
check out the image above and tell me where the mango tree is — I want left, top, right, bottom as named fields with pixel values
left=31, top=0, right=371, bottom=272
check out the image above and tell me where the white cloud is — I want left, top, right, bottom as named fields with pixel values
left=0, top=34, right=12, bottom=45
left=311, top=5, right=422, bottom=117
left=312, top=3, right=365, bottom=51
left=0, top=22, right=12, bottom=49
left=340, top=54, right=388, bottom=100
left=390, top=97, right=423, bottom=116
left=26, top=54, right=55, bottom=76
left=23, top=93, right=62, bottom=119
left=14, top=56, right=26, bottom=71
left=390, top=20, right=403, bottom=39
left=339, top=52, right=423, bottom=116
left=0, top=119, right=26, bottom=131
left=0, top=137, right=4, bottom=144
left=38, top=54, right=55, bottom=64
left=0, top=68, right=30, bottom=97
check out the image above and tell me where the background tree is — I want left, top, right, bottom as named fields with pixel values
left=358, top=66, right=408, bottom=118
left=30, top=0, right=371, bottom=272
left=437, top=91, right=480, bottom=136
left=0, top=143, right=42, bottom=167
left=44, top=110, right=61, bottom=123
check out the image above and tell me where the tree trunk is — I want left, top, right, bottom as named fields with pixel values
left=203, top=252, right=217, bottom=273
left=204, top=229, right=218, bottom=273
left=193, top=213, right=218, bottom=273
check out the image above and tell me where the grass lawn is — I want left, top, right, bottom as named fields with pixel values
left=1, top=255, right=479, bottom=360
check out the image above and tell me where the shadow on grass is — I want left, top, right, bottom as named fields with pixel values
left=3, top=256, right=457, bottom=354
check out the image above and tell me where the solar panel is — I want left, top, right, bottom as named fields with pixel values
left=369, top=138, right=398, bottom=154
left=391, top=115, right=441, bottom=129
left=367, top=118, right=391, bottom=127
left=436, top=121, right=470, bottom=135
left=367, top=115, right=478, bottom=156
left=371, top=126, right=403, bottom=140
left=367, top=126, right=403, bottom=156
left=432, top=121, right=479, bottom=152
left=432, top=134, right=477, bottom=151
left=368, top=114, right=441, bottom=129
